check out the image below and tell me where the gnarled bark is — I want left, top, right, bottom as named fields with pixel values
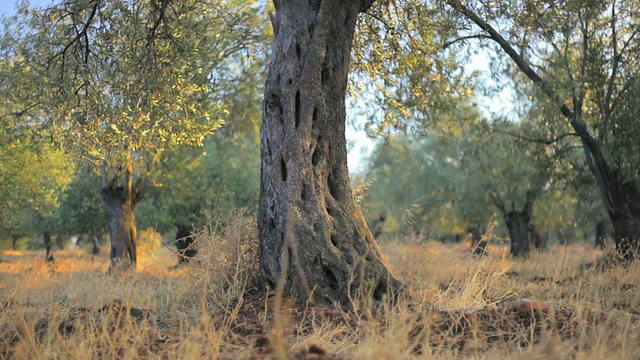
left=258, top=0, right=402, bottom=305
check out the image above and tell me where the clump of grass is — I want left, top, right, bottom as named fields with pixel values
left=1, top=216, right=640, bottom=359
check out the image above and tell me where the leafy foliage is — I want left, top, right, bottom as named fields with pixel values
left=352, top=1, right=474, bottom=136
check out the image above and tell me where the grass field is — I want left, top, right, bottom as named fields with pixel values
left=1, top=232, right=639, bottom=359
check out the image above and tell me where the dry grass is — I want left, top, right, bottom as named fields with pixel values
left=1, top=227, right=640, bottom=359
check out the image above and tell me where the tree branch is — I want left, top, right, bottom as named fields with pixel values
left=147, top=0, right=169, bottom=47
left=49, top=1, right=99, bottom=65
left=488, top=191, right=506, bottom=215
left=604, top=0, right=619, bottom=118
left=443, top=34, right=492, bottom=49
left=577, top=11, right=589, bottom=107
left=492, top=128, right=581, bottom=145
left=445, top=0, right=575, bottom=121
left=0, top=102, right=42, bottom=120
left=361, top=0, right=378, bottom=13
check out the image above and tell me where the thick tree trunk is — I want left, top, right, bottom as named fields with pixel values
left=581, top=144, right=640, bottom=260
left=468, top=224, right=487, bottom=256
left=259, top=0, right=401, bottom=305
left=43, top=231, right=54, bottom=262
left=175, top=224, right=197, bottom=264
left=611, top=211, right=640, bottom=261
left=490, top=190, right=536, bottom=258
left=102, top=187, right=138, bottom=270
left=595, top=221, right=606, bottom=249
left=506, top=212, right=530, bottom=257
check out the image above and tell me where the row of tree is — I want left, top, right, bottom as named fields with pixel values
left=0, top=0, right=265, bottom=264
left=0, top=0, right=639, bottom=306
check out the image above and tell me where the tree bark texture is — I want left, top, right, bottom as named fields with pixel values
left=258, top=0, right=401, bottom=305
left=102, top=186, right=139, bottom=270
left=175, top=224, right=197, bottom=264
left=506, top=212, right=530, bottom=257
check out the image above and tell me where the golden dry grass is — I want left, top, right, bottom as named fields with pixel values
left=1, top=232, right=640, bottom=359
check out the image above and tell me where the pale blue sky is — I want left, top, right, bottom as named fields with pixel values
left=0, top=0, right=50, bottom=17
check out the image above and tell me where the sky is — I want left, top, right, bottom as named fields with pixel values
left=0, top=0, right=49, bottom=16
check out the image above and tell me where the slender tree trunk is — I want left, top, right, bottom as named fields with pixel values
left=532, top=231, right=549, bottom=251
left=43, top=231, right=54, bottom=262
left=259, top=0, right=401, bottom=305
left=55, top=234, right=66, bottom=250
left=11, top=235, right=19, bottom=250
left=506, top=212, right=530, bottom=257
left=92, top=234, right=101, bottom=256
left=175, top=224, right=197, bottom=264
left=595, top=221, right=606, bottom=249
left=468, top=224, right=487, bottom=256
left=102, top=186, right=138, bottom=270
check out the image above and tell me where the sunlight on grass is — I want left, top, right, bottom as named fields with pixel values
left=1, top=226, right=639, bottom=359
